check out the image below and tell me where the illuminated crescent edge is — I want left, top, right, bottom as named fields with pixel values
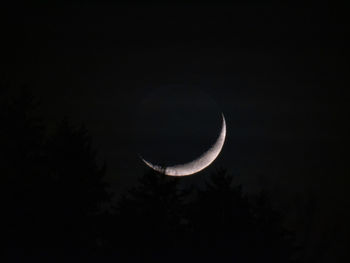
left=140, top=113, right=226, bottom=176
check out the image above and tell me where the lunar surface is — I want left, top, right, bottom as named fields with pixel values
left=140, top=114, right=226, bottom=176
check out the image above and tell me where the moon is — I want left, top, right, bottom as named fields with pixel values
left=140, top=113, right=226, bottom=176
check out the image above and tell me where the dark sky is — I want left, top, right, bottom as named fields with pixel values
left=2, top=1, right=349, bottom=232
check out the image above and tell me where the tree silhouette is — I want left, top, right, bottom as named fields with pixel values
left=1, top=88, right=110, bottom=259
left=185, top=169, right=298, bottom=262
left=44, top=118, right=110, bottom=251
left=185, top=169, right=252, bottom=260
left=113, top=168, right=300, bottom=262
left=107, top=170, right=190, bottom=261
left=1, top=87, right=48, bottom=253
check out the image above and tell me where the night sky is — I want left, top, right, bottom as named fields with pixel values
left=2, top=1, right=349, bottom=261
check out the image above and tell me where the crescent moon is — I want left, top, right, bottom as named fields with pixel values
left=140, top=113, right=226, bottom=176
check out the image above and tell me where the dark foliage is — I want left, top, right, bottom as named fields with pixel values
left=110, top=168, right=299, bottom=262
left=1, top=88, right=110, bottom=260
left=107, top=171, right=190, bottom=261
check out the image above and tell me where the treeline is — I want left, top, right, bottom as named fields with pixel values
left=1, top=88, right=300, bottom=262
